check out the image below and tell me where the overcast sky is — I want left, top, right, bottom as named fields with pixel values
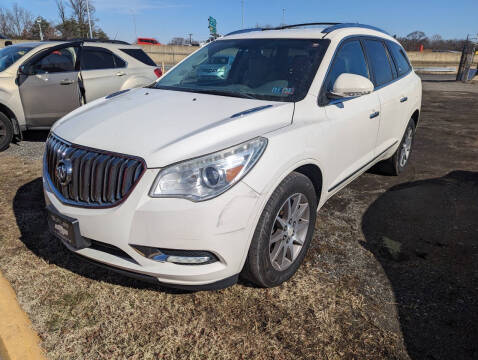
left=6, top=0, right=478, bottom=43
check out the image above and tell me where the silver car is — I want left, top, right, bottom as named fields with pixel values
left=0, top=40, right=161, bottom=151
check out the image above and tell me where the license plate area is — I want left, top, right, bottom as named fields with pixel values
left=47, top=207, right=90, bottom=250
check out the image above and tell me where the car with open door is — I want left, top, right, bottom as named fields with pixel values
left=42, top=23, right=421, bottom=290
left=0, top=40, right=162, bottom=151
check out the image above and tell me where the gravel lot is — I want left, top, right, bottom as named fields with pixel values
left=0, top=78, right=477, bottom=359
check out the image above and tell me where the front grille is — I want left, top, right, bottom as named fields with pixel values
left=45, top=134, right=145, bottom=208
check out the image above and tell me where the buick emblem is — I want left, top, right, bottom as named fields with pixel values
left=55, top=159, right=72, bottom=186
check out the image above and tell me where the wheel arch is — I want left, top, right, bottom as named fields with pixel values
left=293, top=163, right=323, bottom=204
left=0, top=103, right=21, bottom=136
left=411, top=109, right=420, bottom=128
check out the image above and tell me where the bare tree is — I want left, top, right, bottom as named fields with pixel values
left=9, top=3, right=34, bottom=38
left=56, top=0, right=67, bottom=23
left=0, top=8, right=12, bottom=37
left=406, top=31, right=426, bottom=41
left=0, top=3, right=34, bottom=38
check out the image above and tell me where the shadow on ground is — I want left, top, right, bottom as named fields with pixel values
left=19, top=130, right=49, bottom=142
left=12, top=177, right=189, bottom=294
left=361, top=171, right=478, bottom=360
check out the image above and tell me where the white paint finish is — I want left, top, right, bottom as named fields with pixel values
left=53, top=88, right=293, bottom=167
left=332, top=73, right=374, bottom=97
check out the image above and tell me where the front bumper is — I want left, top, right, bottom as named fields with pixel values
left=43, top=168, right=264, bottom=288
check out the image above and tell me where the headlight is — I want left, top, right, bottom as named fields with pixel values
left=149, top=137, right=267, bottom=201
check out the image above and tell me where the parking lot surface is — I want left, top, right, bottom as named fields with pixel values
left=0, top=78, right=477, bottom=359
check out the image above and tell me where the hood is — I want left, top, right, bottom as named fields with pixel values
left=53, top=88, right=294, bottom=168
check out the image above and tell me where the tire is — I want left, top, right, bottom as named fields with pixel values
left=0, top=112, right=13, bottom=152
left=242, top=172, right=318, bottom=287
left=382, top=118, right=416, bottom=176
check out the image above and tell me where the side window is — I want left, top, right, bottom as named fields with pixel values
left=113, top=54, right=126, bottom=68
left=363, top=40, right=394, bottom=86
left=325, top=40, right=369, bottom=91
left=388, top=41, right=411, bottom=76
left=81, top=48, right=117, bottom=70
left=32, top=47, right=78, bottom=74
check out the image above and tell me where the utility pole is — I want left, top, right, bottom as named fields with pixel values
left=36, top=18, right=43, bottom=41
left=241, top=0, right=244, bottom=28
left=188, top=33, right=193, bottom=45
left=282, top=8, right=285, bottom=25
left=86, top=0, right=93, bottom=38
left=131, top=10, right=137, bottom=41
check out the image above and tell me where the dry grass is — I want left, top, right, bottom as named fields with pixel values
left=1, top=84, right=477, bottom=359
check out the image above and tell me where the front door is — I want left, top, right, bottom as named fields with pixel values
left=320, top=39, right=381, bottom=192
left=18, top=45, right=81, bottom=128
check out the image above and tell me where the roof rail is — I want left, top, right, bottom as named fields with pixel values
left=273, top=22, right=340, bottom=30
left=224, top=22, right=389, bottom=37
left=42, top=38, right=130, bottom=45
left=225, top=23, right=340, bottom=36
left=323, top=23, right=389, bottom=35
left=226, top=28, right=263, bottom=36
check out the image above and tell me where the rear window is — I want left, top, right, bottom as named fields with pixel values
left=363, top=40, right=394, bottom=86
left=388, top=41, right=412, bottom=76
left=120, top=48, right=156, bottom=66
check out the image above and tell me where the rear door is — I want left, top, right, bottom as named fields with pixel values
left=18, top=43, right=81, bottom=127
left=319, top=39, right=381, bottom=192
left=363, top=39, right=408, bottom=154
left=80, top=46, right=128, bottom=102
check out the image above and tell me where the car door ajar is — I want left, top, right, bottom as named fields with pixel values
left=320, top=39, right=381, bottom=193
left=18, top=44, right=81, bottom=128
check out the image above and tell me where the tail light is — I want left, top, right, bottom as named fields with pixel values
left=154, top=68, right=163, bottom=78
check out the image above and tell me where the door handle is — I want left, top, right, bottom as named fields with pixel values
left=116, top=71, right=126, bottom=76
left=370, top=111, right=380, bottom=119
left=400, top=96, right=408, bottom=103
left=60, top=79, right=74, bottom=85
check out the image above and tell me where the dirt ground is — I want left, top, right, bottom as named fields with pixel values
left=0, top=79, right=477, bottom=359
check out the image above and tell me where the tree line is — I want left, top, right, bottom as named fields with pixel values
left=0, top=1, right=107, bottom=40
left=396, top=31, right=466, bottom=52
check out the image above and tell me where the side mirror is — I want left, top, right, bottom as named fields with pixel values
left=327, top=73, right=374, bottom=99
left=17, top=65, right=33, bottom=76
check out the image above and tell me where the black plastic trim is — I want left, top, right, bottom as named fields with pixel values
left=328, top=141, right=398, bottom=192
left=74, top=254, right=239, bottom=291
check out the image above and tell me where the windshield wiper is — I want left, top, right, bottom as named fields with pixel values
left=151, top=85, right=260, bottom=100
left=193, top=89, right=259, bottom=100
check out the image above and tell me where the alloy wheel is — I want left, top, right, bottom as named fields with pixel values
left=399, top=127, right=414, bottom=167
left=269, top=193, right=310, bottom=271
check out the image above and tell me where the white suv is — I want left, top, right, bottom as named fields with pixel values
left=0, top=40, right=161, bottom=150
left=43, top=23, right=421, bottom=290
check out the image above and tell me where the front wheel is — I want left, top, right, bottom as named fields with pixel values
left=242, top=172, right=318, bottom=287
left=0, top=112, right=13, bottom=152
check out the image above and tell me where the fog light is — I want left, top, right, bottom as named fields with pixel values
left=131, top=245, right=218, bottom=265
left=154, top=254, right=211, bottom=264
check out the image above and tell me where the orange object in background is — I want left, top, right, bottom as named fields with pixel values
left=419, top=44, right=424, bottom=52
left=137, top=38, right=161, bottom=46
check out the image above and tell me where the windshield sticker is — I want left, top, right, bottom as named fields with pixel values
left=272, top=87, right=295, bottom=96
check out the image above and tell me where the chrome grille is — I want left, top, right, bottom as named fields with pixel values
left=44, top=134, right=145, bottom=208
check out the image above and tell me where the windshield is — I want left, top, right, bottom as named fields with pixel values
left=154, top=39, right=329, bottom=102
left=0, top=45, right=34, bottom=72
